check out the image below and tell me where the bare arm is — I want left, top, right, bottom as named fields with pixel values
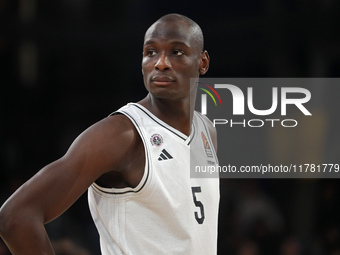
left=0, top=114, right=139, bottom=254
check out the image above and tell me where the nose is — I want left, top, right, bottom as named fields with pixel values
left=154, top=53, right=171, bottom=71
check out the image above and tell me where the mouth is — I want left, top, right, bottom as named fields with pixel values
left=151, top=75, right=175, bottom=86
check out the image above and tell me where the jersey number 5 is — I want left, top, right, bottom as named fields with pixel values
left=191, top=187, right=205, bottom=224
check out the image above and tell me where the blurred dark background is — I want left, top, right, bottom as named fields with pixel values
left=1, top=0, right=340, bottom=254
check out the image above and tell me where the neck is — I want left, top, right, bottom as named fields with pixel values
left=139, top=93, right=197, bottom=136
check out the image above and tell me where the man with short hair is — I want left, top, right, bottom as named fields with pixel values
left=0, top=13, right=220, bottom=254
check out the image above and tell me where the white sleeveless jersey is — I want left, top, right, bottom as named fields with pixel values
left=88, top=103, right=220, bottom=255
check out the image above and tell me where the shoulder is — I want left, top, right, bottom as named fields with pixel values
left=72, top=114, right=137, bottom=149
left=64, top=113, right=141, bottom=176
left=195, top=111, right=218, bottom=152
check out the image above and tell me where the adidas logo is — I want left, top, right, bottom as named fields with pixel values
left=158, top=149, right=173, bottom=161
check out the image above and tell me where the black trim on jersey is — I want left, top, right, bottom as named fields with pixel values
left=187, top=117, right=196, bottom=146
left=134, top=104, right=187, bottom=141
left=92, top=111, right=150, bottom=195
left=196, top=113, right=218, bottom=161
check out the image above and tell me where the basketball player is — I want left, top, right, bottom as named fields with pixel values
left=0, top=14, right=220, bottom=254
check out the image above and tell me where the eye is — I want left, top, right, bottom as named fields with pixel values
left=173, top=50, right=185, bottom=56
left=146, top=49, right=157, bottom=56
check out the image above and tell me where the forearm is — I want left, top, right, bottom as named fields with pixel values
left=0, top=213, right=54, bottom=254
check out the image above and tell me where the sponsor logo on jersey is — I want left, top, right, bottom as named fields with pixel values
left=201, top=132, right=213, bottom=158
left=158, top=149, right=173, bottom=161
left=150, top=134, right=163, bottom=146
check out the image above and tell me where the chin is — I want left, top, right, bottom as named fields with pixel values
left=150, top=89, right=177, bottom=99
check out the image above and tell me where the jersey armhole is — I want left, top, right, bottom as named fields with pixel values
left=91, top=110, right=150, bottom=196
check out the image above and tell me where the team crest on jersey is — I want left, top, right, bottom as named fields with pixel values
left=201, top=132, right=213, bottom=158
left=150, top=134, right=163, bottom=146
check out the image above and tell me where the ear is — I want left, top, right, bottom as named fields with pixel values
left=141, top=52, right=144, bottom=76
left=199, top=50, right=210, bottom=75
